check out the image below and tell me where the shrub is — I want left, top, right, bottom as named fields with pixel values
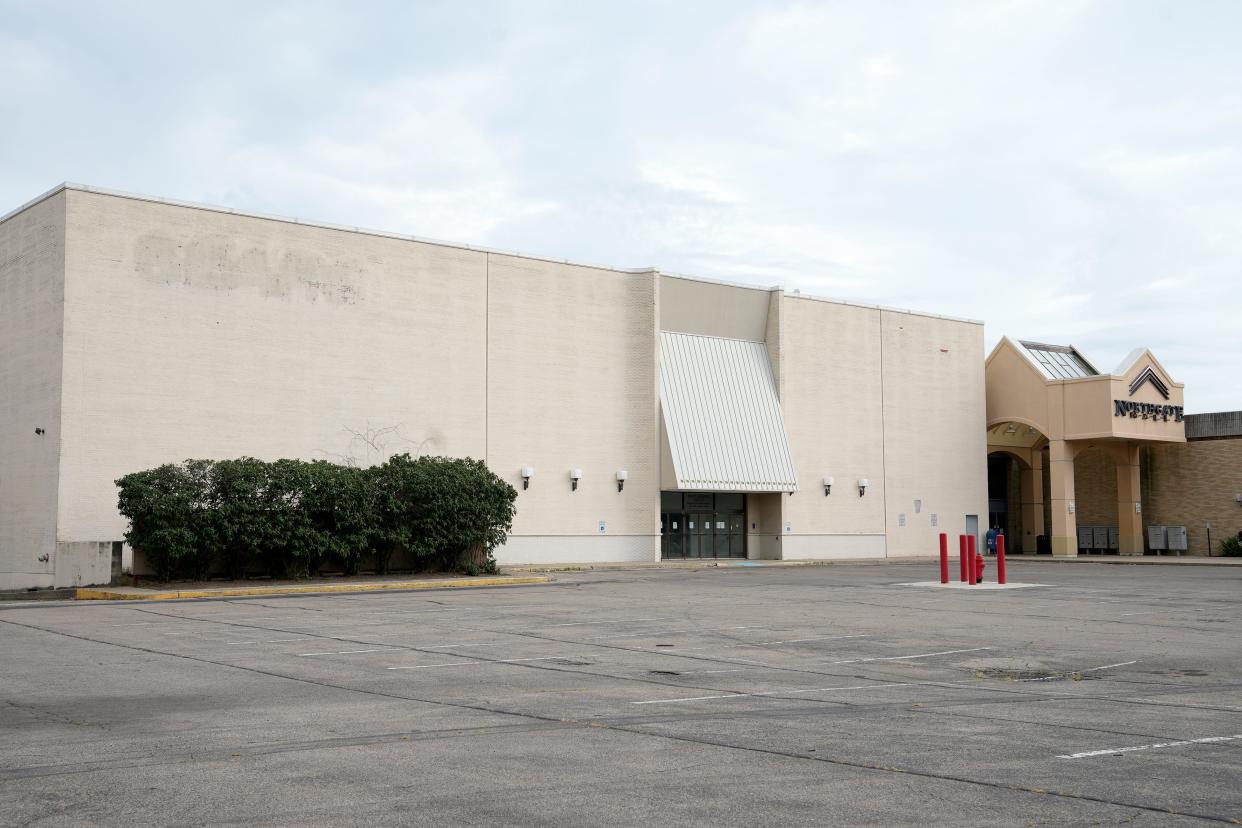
left=116, top=455, right=516, bottom=580
left=116, top=461, right=214, bottom=580
left=367, top=454, right=516, bottom=574
left=1219, top=536, right=1242, bottom=557
left=302, top=461, right=373, bottom=575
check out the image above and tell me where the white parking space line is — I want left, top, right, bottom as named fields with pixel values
left=830, top=647, right=992, bottom=665
left=109, top=621, right=178, bottom=627
left=669, top=668, right=746, bottom=675
left=1018, top=660, right=1138, bottom=682
left=1058, top=734, right=1242, bottom=760
left=298, top=647, right=404, bottom=657
left=750, top=634, right=870, bottom=646
left=111, top=614, right=289, bottom=627
left=633, top=681, right=931, bottom=705
left=584, top=628, right=695, bottom=639
left=352, top=607, right=463, bottom=615
left=546, top=618, right=667, bottom=627
left=386, top=653, right=597, bottom=670
left=581, top=624, right=767, bottom=641
left=224, top=638, right=319, bottom=645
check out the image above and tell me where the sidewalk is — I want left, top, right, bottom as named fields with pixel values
left=506, top=554, right=1242, bottom=573
left=1002, top=554, right=1242, bottom=566
left=505, top=556, right=954, bottom=573
left=74, top=574, right=554, bottom=601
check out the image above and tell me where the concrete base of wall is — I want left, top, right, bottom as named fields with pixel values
left=780, top=534, right=887, bottom=560
left=1, top=573, right=55, bottom=590
left=53, top=541, right=117, bottom=587
left=494, top=535, right=659, bottom=566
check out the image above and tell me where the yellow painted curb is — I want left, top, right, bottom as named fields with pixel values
left=75, top=575, right=553, bottom=601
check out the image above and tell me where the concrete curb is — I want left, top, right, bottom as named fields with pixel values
left=0, top=588, right=78, bottom=602
left=74, top=575, right=554, bottom=601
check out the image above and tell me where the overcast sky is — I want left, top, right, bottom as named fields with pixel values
left=3, top=1, right=1239, bottom=411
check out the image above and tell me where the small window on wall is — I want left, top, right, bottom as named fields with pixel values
left=661, top=492, right=684, bottom=511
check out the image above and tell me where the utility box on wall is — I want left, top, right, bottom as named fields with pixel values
left=1147, top=525, right=1167, bottom=551
left=1167, top=525, right=1188, bottom=552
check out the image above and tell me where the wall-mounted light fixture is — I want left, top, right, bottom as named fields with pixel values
left=34, top=428, right=45, bottom=436
left=616, top=470, right=628, bottom=492
left=1234, top=493, right=1241, bottom=506
left=858, top=478, right=869, bottom=497
left=521, top=467, right=534, bottom=490
left=570, top=468, right=583, bottom=491
left=822, top=476, right=833, bottom=496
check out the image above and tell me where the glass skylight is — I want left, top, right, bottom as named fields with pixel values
left=1019, top=341, right=1098, bottom=380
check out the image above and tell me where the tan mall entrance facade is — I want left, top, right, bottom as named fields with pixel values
left=985, top=338, right=1185, bottom=556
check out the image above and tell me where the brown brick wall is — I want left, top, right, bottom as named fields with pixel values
left=1142, top=438, right=1242, bottom=556
left=1074, top=446, right=1118, bottom=528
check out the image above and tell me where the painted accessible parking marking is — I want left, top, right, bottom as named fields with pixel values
left=1059, top=734, right=1242, bottom=760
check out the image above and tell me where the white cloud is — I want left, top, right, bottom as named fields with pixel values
left=1, top=0, right=1240, bottom=410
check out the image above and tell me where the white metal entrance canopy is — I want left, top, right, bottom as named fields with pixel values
left=658, top=331, right=798, bottom=492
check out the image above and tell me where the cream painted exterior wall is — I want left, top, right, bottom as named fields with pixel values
left=780, top=297, right=886, bottom=559
left=779, top=298, right=987, bottom=560
left=0, top=184, right=990, bottom=586
left=879, top=309, right=989, bottom=556
left=58, top=189, right=489, bottom=552
left=487, top=255, right=659, bottom=564
left=658, top=274, right=771, bottom=342
left=0, top=191, right=64, bottom=588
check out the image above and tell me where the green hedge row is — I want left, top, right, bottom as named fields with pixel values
left=115, top=455, right=517, bottom=581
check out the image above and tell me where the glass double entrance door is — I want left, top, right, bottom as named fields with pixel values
left=661, top=492, right=746, bottom=559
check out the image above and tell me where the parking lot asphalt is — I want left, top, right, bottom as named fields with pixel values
left=1, top=560, right=1240, bottom=826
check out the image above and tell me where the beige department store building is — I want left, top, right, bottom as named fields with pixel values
left=1, top=184, right=1237, bottom=590
left=0, top=184, right=986, bottom=589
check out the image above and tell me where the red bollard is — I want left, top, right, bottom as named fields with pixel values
left=967, top=534, right=978, bottom=585
left=939, top=533, right=949, bottom=584
left=959, top=535, right=968, bottom=583
left=996, top=533, right=1007, bottom=585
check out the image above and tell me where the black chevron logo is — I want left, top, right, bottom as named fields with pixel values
left=1128, top=366, right=1169, bottom=399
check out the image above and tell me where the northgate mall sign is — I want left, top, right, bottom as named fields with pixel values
left=1114, top=366, right=1182, bottom=422
left=1114, top=400, right=1183, bottom=422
